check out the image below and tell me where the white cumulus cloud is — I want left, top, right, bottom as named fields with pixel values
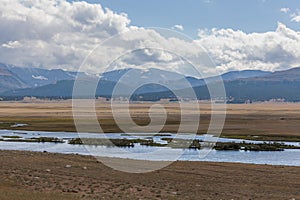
left=280, top=7, right=290, bottom=13
left=0, top=0, right=131, bottom=70
left=291, top=12, right=300, bottom=22
left=196, top=22, right=300, bottom=73
left=172, top=25, right=184, bottom=31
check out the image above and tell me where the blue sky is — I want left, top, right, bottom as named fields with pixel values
left=73, top=0, right=300, bottom=37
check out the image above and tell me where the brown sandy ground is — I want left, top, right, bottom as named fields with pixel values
left=0, top=101, right=300, bottom=141
left=0, top=150, right=299, bottom=200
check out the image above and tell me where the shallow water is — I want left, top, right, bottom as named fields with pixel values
left=0, top=130, right=299, bottom=166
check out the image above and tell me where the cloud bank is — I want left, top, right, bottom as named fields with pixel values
left=197, top=23, right=300, bottom=73
left=1, top=0, right=300, bottom=77
left=0, top=0, right=130, bottom=71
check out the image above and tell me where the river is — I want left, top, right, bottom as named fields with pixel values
left=0, top=130, right=299, bottom=166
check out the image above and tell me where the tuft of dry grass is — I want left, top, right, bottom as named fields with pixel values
left=0, top=182, right=79, bottom=200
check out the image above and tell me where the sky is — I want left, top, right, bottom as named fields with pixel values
left=80, top=0, right=300, bottom=37
left=1, top=0, right=300, bottom=77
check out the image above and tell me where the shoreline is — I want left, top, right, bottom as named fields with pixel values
left=2, top=128, right=300, bottom=142
left=0, top=150, right=299, bottom=199
left=2, top=148, right=300, bottom=167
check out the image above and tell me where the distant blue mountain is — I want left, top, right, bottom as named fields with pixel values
left=182, top=70, right=271, bottom=88
left=0, top=63, right=89, bottom=92
left=100, top=68, right=271, bottom=91
left=0, top=64, right=26, bottom=92
left=3, top=65, right=300, bottom=102
left=100, top=68, right=186, bottom=85
left=220, top=70, right=271, bottom=81
left=8, top=65, right=77, bottom=87
left=134, top=67, right=300, bottom=102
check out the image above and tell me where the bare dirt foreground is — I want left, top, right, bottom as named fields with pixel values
left=0, top=150, right=299, bottom=200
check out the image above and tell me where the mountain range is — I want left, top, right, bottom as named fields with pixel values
left=0, top=63, right=300, bottom=102
left=136, top=67, right=300, bottom=102
left=0, top=63, right=88, bottom=93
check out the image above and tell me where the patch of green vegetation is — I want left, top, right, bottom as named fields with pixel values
left=69, top=138, right=134, bottom=147
left=161, top=138, right=202, bottom=149
left=214, top=142, right=242, bottom=151
left=31, top=137, right=64, bottom=143
left=0, top=137, right=64, bottom=143
left=221, top=135, right=300, bottom=142
left=121, top=133, right=172, bottom=137
left=12, top=132, right=27, bottom=135
left=161, top=138, right=299, bottom=151
left=155, top=134, right=173, bottom=137
left=68, top=138, right=83, bottom=144
left=214, top=142, right=299, bottom=151
left=132, top=139, right=166, bottom=147
left=68, top=138, right=167, bottom=147
left=70, top=137, right=203, bottom=149
left=0, top=122, right=15, bottom=129
left=2, top=135, right=22, bottom=139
